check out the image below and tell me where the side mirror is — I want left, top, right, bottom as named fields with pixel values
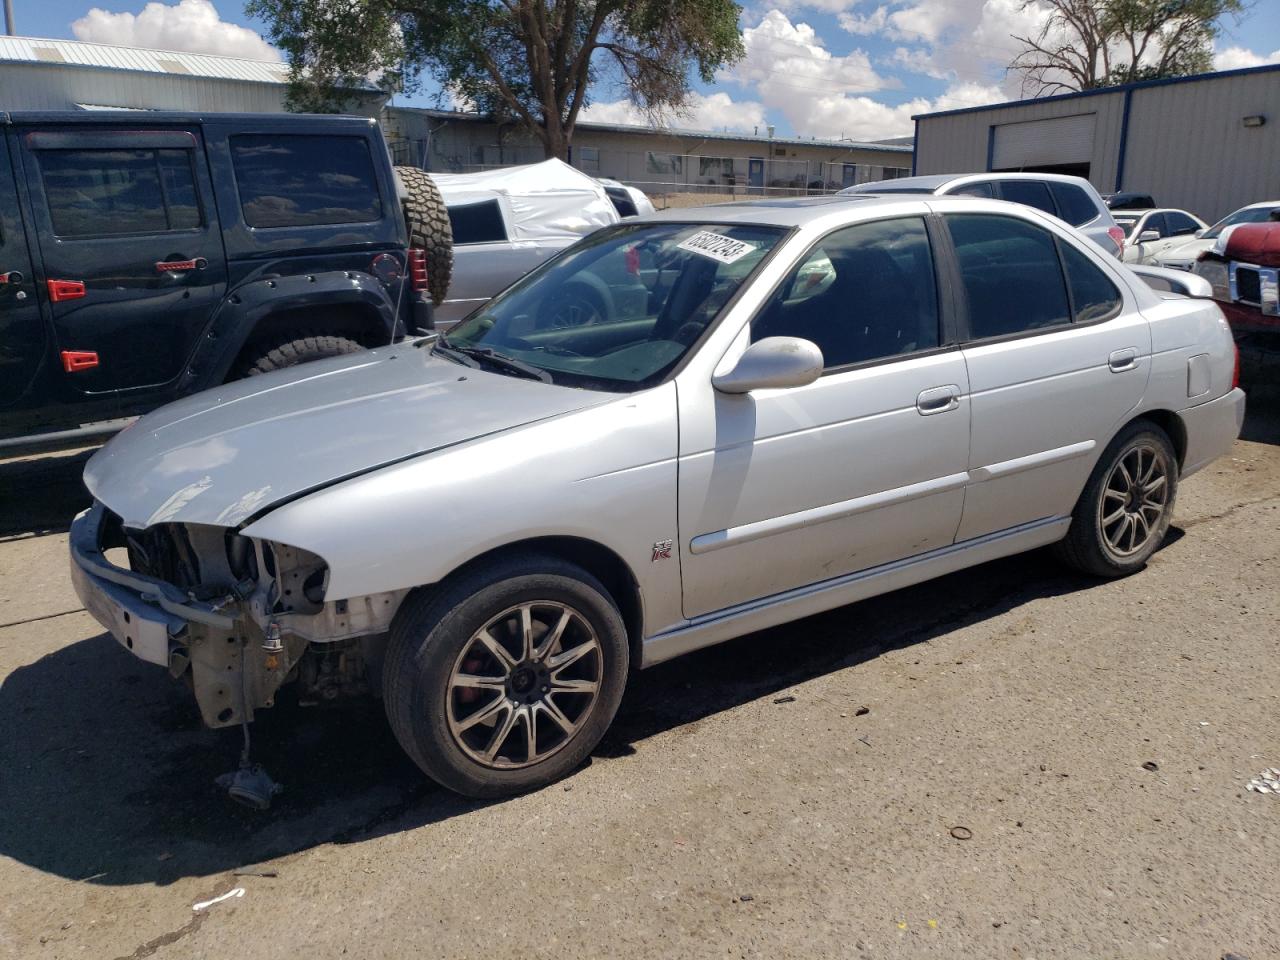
left=713, top=336, right=823, bottom=394
left=1137, top=230, right=1160, bottom=243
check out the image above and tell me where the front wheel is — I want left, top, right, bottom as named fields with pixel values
left=383, top=555, right=629, bottom=798
left=1054, top=420, right=1178, bottom=577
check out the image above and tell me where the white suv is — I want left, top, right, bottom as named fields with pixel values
left=840, top=172, right=1124, bottom=258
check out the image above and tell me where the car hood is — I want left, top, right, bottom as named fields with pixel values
left=85, top=343, right=607, bottom=529
left=1153, top=236, right=1211, bottom=264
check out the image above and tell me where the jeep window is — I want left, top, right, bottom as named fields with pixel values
left=1202, top=205, right=1279, bottom=240
left=446, top=199, right=508, bottom=245
left=38, top=148, right=202, bottom=237
left=439, top=222, right=786, bottom=391
left=230, top=134, right=382, bottom=228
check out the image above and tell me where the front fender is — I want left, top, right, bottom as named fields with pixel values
left=241, top=383, right=684, bottom=640
left=191, top=271, right=399, bottom=387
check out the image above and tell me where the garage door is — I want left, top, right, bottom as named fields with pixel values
left=991, top=113, right=1095, bottom=170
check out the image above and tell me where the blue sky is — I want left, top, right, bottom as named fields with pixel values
left=13, top=0, right=1280, bottom=140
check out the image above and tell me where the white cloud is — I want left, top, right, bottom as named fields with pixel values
left=838, top=6, right=889, bottom=35
left=730, top=9, right=889, bottom=96
left=1215, top=45, right=1280, bottom=70
left=886, top=45, right=949, bottom=79
left=72, top=0, right=280, bottom=61
left=580, top=91, right=767, bottom=133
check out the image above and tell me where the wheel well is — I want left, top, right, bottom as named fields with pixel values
left=1132, top=409, right=1187, bottom=467
left=430, top=537, right=645, bottom=668
left=228, top=303, right=389, bottom=377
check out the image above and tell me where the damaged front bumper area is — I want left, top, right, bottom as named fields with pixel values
left=69, top=502, right=404, bottom=729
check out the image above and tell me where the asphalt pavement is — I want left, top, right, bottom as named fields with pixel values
left=1, top=392, right=1277, bottom=959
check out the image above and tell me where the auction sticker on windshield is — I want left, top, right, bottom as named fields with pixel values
left=677, top=231, right=758, bottom=264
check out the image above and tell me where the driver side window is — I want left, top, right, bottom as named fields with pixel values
left=752, top=217, right=941, bottom=370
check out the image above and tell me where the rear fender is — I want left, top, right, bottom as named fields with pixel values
left=190, top=271, right=399, bottom=387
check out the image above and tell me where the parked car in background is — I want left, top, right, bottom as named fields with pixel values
left=839, top=172, right=1124, bottom=257
left=0, top=111, right=450, bottom=455
left=1113, top=208, right=1207, bottom=263
left=598, top=177, right=656, bottom=218
left=1153, top=200, right=1280, bottom=271
left=432, top=159, right=619, bottom=327
left=71, top=193, right=1243, bottom=801
left=1103, top=191, right=1156, bottom=210
left=1192, top=213, right=1280, bottom=382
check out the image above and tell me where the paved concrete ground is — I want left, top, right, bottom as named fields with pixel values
left=1, top=394, right=1277, bottom=960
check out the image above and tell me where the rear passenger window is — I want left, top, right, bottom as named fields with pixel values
left=38, top=148, right=202, bottom=237
left=447, top=199, right=508, bottom=244
left=1047, top=181, right=1098, bottom=226
left=1060, top=241, right=1122, bottom=322
left=1165, top=211, right=1200, bottom=236
left=230, top=134, right=382, bottom=228
left=950, top=181, right=994, bottom=199
left=752, top=216, right=940, bottom=369
left=946, top=214, right=1070, bottom=339
left=998, top=180, right=1056, bottom=215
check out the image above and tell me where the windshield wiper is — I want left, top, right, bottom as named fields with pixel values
left=432, top=341, right=481, bottom=368
left=441, top=342, right=553, bottom=383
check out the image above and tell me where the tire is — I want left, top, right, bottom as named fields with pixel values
left=233, top=332, right=365, bottom=378
left=1053, top=420, right=1179, bottom=577
left=383, top=554, right=629, bottom=798
left=394, top=165, right=453, bottom=307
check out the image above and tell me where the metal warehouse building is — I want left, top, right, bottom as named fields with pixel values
left=913, top=63, right=1280, bottom=222
left=0, top=35, right=383, bottom=115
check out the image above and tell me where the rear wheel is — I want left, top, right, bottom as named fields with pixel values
left=383, top=555, right=629, bottom=798
left=234, top=332, right=364, bottom=378
left=1054, top=420, right=1178, bottom=577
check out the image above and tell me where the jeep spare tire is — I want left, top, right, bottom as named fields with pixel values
left=395, top=165, right=453, bottom=306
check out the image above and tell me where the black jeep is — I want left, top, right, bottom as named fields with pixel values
left=0, top=111, right=451, bottom=454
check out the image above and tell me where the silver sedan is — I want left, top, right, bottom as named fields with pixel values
left=70, top=194, right=1245, bottom=799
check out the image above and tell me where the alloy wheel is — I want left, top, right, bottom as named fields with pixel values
left=1098, top=442, right=1170, bottom=558
left=445, top=602, right=602, bottom=769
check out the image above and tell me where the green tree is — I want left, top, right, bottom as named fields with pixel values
left=1009, top=0, right=1246, bottom=95
left=247, top=0, right=745, bottom=159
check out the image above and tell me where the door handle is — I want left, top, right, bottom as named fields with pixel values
left=1108, top=348, right=1139, bottom=373
left=155, top=257, right=207, bottom=273
left=916, top=384, right=961, bottom=416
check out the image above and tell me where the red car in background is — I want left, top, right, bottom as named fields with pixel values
left=1193, top=216, right=1280, bottom=384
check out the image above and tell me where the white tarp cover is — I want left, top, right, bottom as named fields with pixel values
left=432, top=158, right=619, bottom=241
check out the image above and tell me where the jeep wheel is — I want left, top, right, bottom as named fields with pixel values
left=1054, top=420, right=1178, bottom=577
left=235, top=333, right=365, bottom=378
left=395, top=165, right=453, bottom=306
left=383, top=554, right=629, bottom=798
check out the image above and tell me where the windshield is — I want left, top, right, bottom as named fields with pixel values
left=437, top=221, right=786, bottom=391
left=1203, top=205, right=1278, bottom=239
left=1114, top=216, right=1139, bottom=234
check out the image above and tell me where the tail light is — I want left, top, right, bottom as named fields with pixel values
left=1232, top=341, right=1240, bottom=390
left=408, top=248, right=428, bottom=292
left=1107, top=226, right=1126, bottom=254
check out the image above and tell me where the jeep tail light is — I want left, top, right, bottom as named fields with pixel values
left=1232, top=341, right=1240, bottom=390
left=1108, top=226, right=1126, bottom=253
left=408, top=248, right=428, bottom=292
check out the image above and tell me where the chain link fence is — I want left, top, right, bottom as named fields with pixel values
left=387, top=138, right=911, bottom=205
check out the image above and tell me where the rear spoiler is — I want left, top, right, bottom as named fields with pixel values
left=1128, top=263, right=1214, bottom=299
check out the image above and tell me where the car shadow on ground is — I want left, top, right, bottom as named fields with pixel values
left=0, top=447, right=95, bottom=539
left=1240, top=385, right=1279, bottom=446
left=0, top=543, right=1128, bottom=889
